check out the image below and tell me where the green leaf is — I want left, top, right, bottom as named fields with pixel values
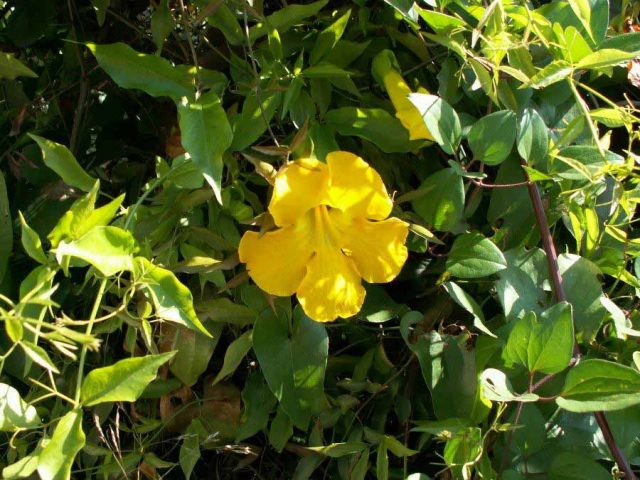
left=18, top=212, right=47, bottom=264
left=527, top=60, right=573, bottom=89
left=231, top=91, right=282, bottom=151
left=307, top=442, right=367, bottom=457
left=0, top=52, right=37, bottom=79
left=557, top=359, right=640, bottom=412
left=0, top=383, right=40, bottom=431
left=47, top=182, right=125, bottom=248
left=236, top=371, right=277, bottom=441
left=443, top=428, right=483, bottom=480
left=324, top=107, right=418, bottom=153
left=133, top=257, right=211, bottom=336
left=268, top=406, right=293, bottom=452
left=150, top=0, right=175, bottom=54
left=80, top=352, right=176, bottom=406
left=249, top=0, right=328, bottom=42
left=408, top=93, right=461, bottom=155
left=558, top=253, right=607, bottom=342
left=548, top=452, right=610, bottom=480
left=503, top=303, right=574, bottom=374
left=180, top=419, right=205, bottom=479
left=496, top=247, right=550, bottom=320
left=29, top=135, right=96, bottom=192
left=20, top=341, right=59, bottom=373
left=467, top=110, right=517, bottom=166
left=253, top=306, right=328, bottom=429
left=211, top=329, right=253, bottom=385
left=401, top=313, right=479, bottom=419
left=90, top=0, right=110, bottom=26
left=480, top=369, right=539, bottom=402
left=567, top=0, right=593, bottom=42
left=600, top=32, right=640, bottom=53
left=3, top=443, right=42, bottom=479
left=412, top=168, right=464, bottom=232
left=376, top=442, right=389, bottom=480
left=56, top=226, right=138, bottom=277
left=169, top=322, right=222, bottom=386
left=517, top=108, right=548, bottom=165
left=417, top=8, right=466, bottom=32
left=37, top=409, right=85, bottom=480
left=177, top=91, right=233, bottom=204
left=446, top=232, right=507, bottom=278
left=310, top=8, right=351, bottom=65
left=86, top=42, right=193, bottom=98
left=0, top=172, right=11, bottom=283
left=576, top=48, right=640, bottom=69
left=442, top=282, right=495, bottom=337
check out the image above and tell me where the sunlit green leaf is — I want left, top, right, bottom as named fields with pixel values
left=80, top=352, right=176, bottom=406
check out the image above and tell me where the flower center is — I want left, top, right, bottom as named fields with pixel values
left=312, top=205, right=341, bottom=249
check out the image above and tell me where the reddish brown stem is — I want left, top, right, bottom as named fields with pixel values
left=521, top=160, right=636, bottom=479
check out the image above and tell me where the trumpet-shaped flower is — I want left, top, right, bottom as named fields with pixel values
left=238, top=152, right=409, bottom=322
left=372, top=50, right=434, bottom=142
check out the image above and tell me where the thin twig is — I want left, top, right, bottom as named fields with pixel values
left=470, top=179, right=530, bottom=189
left=520, top=159, right=637, bottom=480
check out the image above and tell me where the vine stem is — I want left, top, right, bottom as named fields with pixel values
left=74, top=277, right=108, bottom=403
left=521, top=160, right=636, bottom=479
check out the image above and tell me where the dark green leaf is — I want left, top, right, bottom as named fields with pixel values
left=442, top=282, right=495, bottom=337
left=468, top=110, right=517, bottom=166
left=549, top=452, right=611, bottom=479
left=557, top=359, right=640, bottom=412
left=446, top=232, right=507, bottom=278
left=268, top=407, right=293, bottom=452
left=517, top=108, right=549, bottom=165
left=325, top=107, right=418, bottom=153
left=253, top=306, right=328, bottom=429
left=249, top=0, right=329, bottom=42
left=169, top=322, right=222, bottom=386
left=231, top=91, right=282, bottom=151
left=211, top=329, right=253, bottom=385
left=0, top=172, right=11, bottom=283
left=236, top=372, right=277, bottom=441
left=412, top=168, right=464, bottom=232
left=151, top=0, right=175, bottom=53
left=310, top=8, right=351, bottom=65
left=86, top=42, right=193, bottom=98
left=178, top=91, right=233, bottom=203
left=90, top=0, right=109, bottom=26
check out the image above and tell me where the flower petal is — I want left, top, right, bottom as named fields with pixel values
left=326, top=151, right=393, bottom=220
left=269, top=158, right=329, bottom=226
left=297, top=247, right=365, bottom=322
left=238, top=222, right=313, bottom=296
left=332, top=210, right=409, bottom=283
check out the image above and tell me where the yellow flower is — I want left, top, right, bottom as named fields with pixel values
left=372, top=50, right=434, bottom=142
left=238, top=152, right=409, bottom=323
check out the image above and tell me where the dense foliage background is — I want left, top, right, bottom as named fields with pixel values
left=1, top=0, right=640, bottom=478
